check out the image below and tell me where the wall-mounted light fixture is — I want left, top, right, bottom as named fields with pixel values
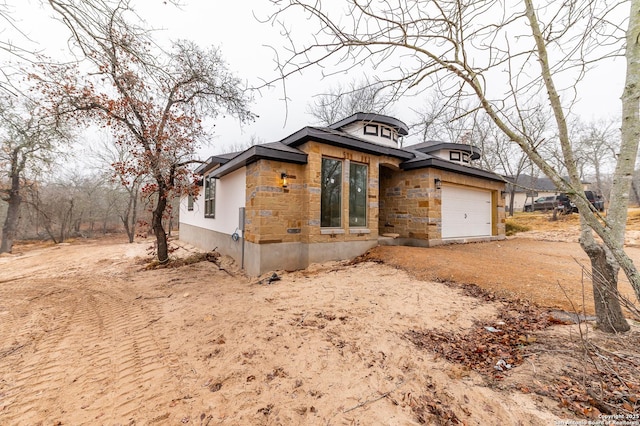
left=281, top=172, right=289, bottom=188
left=434, top=178, right=442, bottom=190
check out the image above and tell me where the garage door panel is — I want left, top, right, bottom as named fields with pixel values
left=441, top=186, right=491, bottom=239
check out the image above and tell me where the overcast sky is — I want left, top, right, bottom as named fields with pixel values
left=5, top=1, right=627, bottom=156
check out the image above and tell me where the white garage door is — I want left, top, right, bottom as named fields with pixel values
left=441, top=185, right=492, bottom=239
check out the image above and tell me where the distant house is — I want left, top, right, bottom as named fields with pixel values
left=505, top=174, right=590, bottom=212
left=179, top=113, right=506, bottom=276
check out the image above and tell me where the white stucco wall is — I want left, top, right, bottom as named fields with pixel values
left=430, top=148, right=470, bottom=165
left=505, top=191, right=556, bottom=212
left=179, top=166, right=246, bottom=236
left=340, top=122, right=399, bottom=147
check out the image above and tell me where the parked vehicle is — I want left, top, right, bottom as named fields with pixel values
left=523, top=195, right=567, bottom=212
left=563, top=190, right=605, bottom=213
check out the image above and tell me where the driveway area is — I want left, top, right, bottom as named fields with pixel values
left=366, top=231, right=640, bottom=315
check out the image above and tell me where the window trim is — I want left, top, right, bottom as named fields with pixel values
left=363, top=124, right=379, bottom=136
left=204, top=175, right=216, bottom=218
left=349, top=162, right=368, bottom=227
left=449, top=151, right=461, bottom=161
left=321, top=157, right=343, bottom=228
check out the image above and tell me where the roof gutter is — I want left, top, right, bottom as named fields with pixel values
left=210, top=145, right=307, bottom=178
left=401, top=157, right=505, bottom=183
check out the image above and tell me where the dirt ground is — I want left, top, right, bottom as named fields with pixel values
left=0, top=228, right=638, bottom=425
left=366, top=230, right=640, bottom=316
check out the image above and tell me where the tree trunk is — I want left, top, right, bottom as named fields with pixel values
left=152, top=190, right=169, bottom=263
left=523, top=0, right=635, bottom=332
left=120, top=195, right=132, bottom=242
left=43, top=217, right=58, bottom=244
left=632, top=180, right=640, bottom=206
left=508, top=188, right=516, bottom=216
left=0, top=174, right=22, bottom=253
left=120, top=186, right=138, bottom=244
left=582, top=241, right=630, bottom=333
left=167, top=212, right=173, bottom=238
left=129, top=188, right=138, bottom=244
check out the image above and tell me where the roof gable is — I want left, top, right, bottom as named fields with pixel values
left=328, top=112, right=409, bottom=135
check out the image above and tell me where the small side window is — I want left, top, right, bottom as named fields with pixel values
left=204, top=176, right=216, bottom=218
left=364, top=124, right=378, bottom=136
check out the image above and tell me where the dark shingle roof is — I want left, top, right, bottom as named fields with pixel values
left=198, top=114, right=501, bottom=183
left=505, top=174, right=584, bottom=192
left=210, top=142, right=307, bottom=178
left=328, top=112, right=409, bottom=135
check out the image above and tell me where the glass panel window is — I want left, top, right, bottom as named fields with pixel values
left=364, top=124, right=378, bottom=136
left=349, top=163, right=367, bottom=226
left=187, top=194, right=194, bottom=211
left=204, top=175, right=216, bottom=218
left=321, top=158, right=342, bottom=227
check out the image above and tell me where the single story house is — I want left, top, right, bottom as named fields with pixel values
left=179, top=113, right=506, bottom=276
left=505, top=174, right=591, bottom=212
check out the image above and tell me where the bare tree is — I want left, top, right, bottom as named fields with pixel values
left=0, top=2, right=40, bottom=94
left=34, top=0, right=255, bottom=263
left=89, top=135, right=145, bottom=243
left=307, top=79, right=394, bottom=126
left=412, top=97, right=548, bottom=216
left=573, top=118, right=620, bottom=199
left=412, top=97, right=485, bottom=149
left=27, top=181, right=76, bottom=244
left=222, top=134, right=264, bottom=155
left=267, top=0, right=639, bottom=332
left=0, top=95, right=67, bottom=253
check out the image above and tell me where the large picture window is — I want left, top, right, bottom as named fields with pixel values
left=204, top=175, right=216, bottom=218
left=349, top=163, right=367, bottom=226
left=321, top=158, right=342, bottom=227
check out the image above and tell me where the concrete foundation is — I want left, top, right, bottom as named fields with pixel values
left=180, top=222, right=378, bottom=276
left=243, top=239, right=378, bottom=276
left=378, top=235, right=505, bottom=247
left=179, top=223, right=244, bottom=266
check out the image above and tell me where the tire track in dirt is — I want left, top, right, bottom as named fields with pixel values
left=0, top=280, right=82, bottom=424
left=0, top=274, right=178, bottom=425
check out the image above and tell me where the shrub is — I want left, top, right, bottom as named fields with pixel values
left=505, top=220, right=531, bottom=236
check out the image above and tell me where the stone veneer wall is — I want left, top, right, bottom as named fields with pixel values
left=379, top=167, right=439, bottom=241
left=245, top=142, right=404, bottom=246
left=240, top=141, right=504, bottom=274
left=302, top=141, right=383, bottom=244
left=242, top=141, right=402, bottom=275
left=379, top=167, right=506, bottom=244
left=244, top=160, right=306, bottom=245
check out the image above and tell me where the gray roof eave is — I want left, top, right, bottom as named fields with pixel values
left=328, top=113, right=410, bottom=135
left=195, top=154, right=236, bottom=175
left=210, top=144, right=307, bottom=178
left=410, top=141, right=481, bottom=155
left=401, top=156, right=505, bottom=183
left=282, top=127, right=414, bottom=160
